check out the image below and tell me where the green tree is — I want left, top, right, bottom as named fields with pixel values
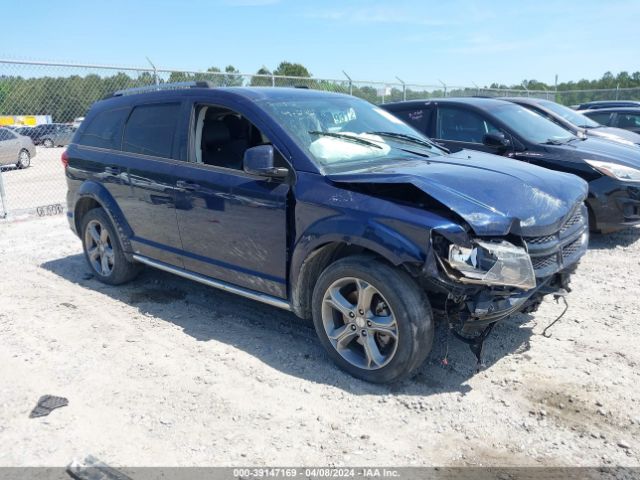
left=250, top=66, right=273, bottom=86
left=273, top=61, right=311, bottom=78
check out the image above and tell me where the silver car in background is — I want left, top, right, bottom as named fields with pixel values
left=0, top=127, right=36, bottom=168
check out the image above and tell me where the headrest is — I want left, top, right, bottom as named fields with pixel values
left=202, top=121, right=230, bottom=145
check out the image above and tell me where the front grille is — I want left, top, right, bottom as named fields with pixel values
left=524, top=204, right=588, bottom=278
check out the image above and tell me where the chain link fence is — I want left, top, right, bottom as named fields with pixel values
left=1, top=59, right=638, bottom=219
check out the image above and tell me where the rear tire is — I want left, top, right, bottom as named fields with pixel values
left=17, top=149, right=30, bottom=169
left=81, top=208, right=140, bottom=285
left=43, top=138, right=54, bottom=148
left=312, top=255, right=434, bottom=383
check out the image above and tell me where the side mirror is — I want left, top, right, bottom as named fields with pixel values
left=483, top=132, right=511, bottom=151
left=243, top=145, right=288, bottom=178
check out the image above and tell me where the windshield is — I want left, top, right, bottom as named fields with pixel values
left=260, top=95, right=442, bottom=170
left=491, top=103, right=576, bottom=144
left=538, top=100, right=600, bottom=128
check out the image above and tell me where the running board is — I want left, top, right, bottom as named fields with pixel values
left=132, top=254, right=292, bottom=311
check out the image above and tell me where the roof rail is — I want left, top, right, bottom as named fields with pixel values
left=108, top=81, right=213, bottom=98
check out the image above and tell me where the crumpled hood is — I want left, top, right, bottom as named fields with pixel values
left=327, top=150, right=588, bottom=236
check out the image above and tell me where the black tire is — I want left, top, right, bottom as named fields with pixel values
left=312, top=255, right=434, bottom=383
left=17, top=149, right=30, bottom=169
left=43, top=138, right=54, bottom=148
left=80, top=208, right=140, bottom=285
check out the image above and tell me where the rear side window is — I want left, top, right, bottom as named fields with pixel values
left=78, top=107, right=129, bottom=149
left=0, top=129, right=11, bottom=141
left=391, top=108, right=432, bottom=134
left=122, top=103, right=181, bottom=158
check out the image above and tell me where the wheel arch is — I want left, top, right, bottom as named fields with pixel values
left=73, top=181, right=135, bottom=258
left=290, top=234, right=425, bottom=319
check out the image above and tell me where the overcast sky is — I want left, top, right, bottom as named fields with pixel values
left=3, top=0, right=638, bottom=87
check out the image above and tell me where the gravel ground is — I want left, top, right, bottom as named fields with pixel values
left=0, top=215, right=639, bottom=467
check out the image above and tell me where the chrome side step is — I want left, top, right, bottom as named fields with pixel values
left=132, top=254, right=292, bottom=311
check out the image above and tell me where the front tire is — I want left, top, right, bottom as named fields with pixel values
left=312, top=255, right=434, bottom=383
left=81, top=208, right=140, bottom=285
left=17, top=149, right=30, bottom=169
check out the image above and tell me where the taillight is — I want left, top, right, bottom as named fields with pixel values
left=61, top=150, right=69, bottom=168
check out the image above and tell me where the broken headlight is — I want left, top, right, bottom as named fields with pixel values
left=445, top=240, right=536, bottom=290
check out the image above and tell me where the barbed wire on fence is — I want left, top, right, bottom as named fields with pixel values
left=1, top=58, right=640, bottom=218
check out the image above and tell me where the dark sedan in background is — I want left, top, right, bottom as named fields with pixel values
left=381, top=97, right=640, bottom=233
left=503, top=97, right=640, bottom=147
left=580, top=107, right=640, bottom=135
left=577, top=100, right=640, bottom=110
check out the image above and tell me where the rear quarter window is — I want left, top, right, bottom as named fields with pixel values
left=122, top=103, right=181, bottom=158
left=390, top=108, right=432, bottom=134
left=78, top=107, right=130, bottom=149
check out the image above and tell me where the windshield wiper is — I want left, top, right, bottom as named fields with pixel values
left=366, top=131, right=436, bottom=149
left=308, top=131, right=382, bottom=149
left=543, top=137, right=574, bottom=145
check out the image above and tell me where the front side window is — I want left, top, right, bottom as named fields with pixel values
left=79, top=107, right=130, bottom=149
left=436, top=107, right=501, bottom=143
left=259, top=95, right=442, bottom=170
left=193, top=104, right=278, bottom=170
left=617, top=113, right=640, bottom=129
left=122, top=103, right=181, bottom=158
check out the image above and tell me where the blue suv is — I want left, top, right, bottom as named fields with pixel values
left=65, top=83, right=589, bottom=383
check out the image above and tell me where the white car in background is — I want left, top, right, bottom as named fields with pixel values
left=0, top=127, right=36, bottom=169
left=72, top=117, right=85, bottom=129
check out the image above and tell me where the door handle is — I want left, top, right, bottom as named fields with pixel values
left=105, top=166, right=121, bottom=175
left=176, top=180, right=200, bottom=191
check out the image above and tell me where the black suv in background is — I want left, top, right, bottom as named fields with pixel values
left=382, top=98, right=640, bottom=232
left=64, top=84, right=589, bottom=383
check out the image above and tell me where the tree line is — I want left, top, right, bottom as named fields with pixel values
left=1, top=61, right=639, bottom=123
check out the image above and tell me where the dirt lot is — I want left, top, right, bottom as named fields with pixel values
left=0, top=215, right=639, bottom=467
left=0, top=146, right=67, bottom=216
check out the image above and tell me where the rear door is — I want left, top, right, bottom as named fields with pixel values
left=173, top=97, right=290, bottom=298
left=117, top=102, right=185, bottom=267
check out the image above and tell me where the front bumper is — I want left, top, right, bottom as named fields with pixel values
left=588, top=176, right=640, bottom=232
left=425, top=203, right=588, bottom=331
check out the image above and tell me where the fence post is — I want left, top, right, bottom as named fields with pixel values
left=0, top=168, right=7, bottom=219
left=271, top=74, right=275, bottom=87
left=438, top=80, right=447, bottom=97
left=395, top=77, right=406, bottom=101
left=616, top=83, right=620, bottom=100
left=146, top=57, right=159, bottom=86
left=342, top=71, right=353, bottom=96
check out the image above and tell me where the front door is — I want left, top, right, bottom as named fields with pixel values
left=174, top=101, right=290, bottom=298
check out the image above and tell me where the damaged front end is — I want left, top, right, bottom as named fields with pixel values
left=420, top=203, right=589, bottom=367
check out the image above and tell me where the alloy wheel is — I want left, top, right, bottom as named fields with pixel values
left=321, top=277, right=399, bottom=370
left=18, top=150, right=30, bottom=168
left=84, top=219, right=115, bottom=276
